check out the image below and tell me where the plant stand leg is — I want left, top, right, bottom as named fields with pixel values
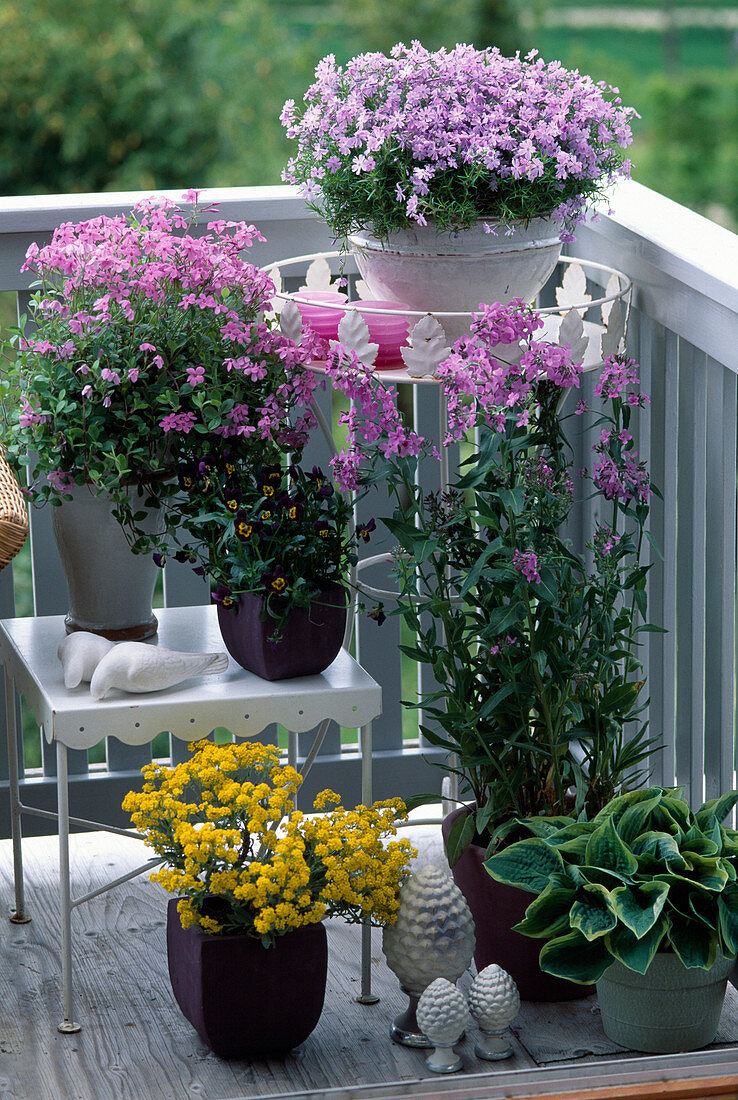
left=56, top=741, right=80, bottom=1034
left=357, top=721, right=379, bottom=1005
left=6, top=671, right=30, bottom=924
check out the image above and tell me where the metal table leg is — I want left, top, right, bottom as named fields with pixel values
left=5, top=670, right=30, bottom=925
left=357, top=720, right=379, bottom=1006
left=56, top=741, right=80, bottom=1034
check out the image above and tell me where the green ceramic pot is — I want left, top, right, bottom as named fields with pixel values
left=596, top=951, right=734, bottom=1053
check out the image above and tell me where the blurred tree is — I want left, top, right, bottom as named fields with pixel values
left=334, top=0, right=524, bottom=57
left=633, top=71, right=738, bottom=227
left=0, top=0, right=226, bottom=194
left=0, top=0, right=527, bottom=196
left=474, top=0, right=528, bottom=54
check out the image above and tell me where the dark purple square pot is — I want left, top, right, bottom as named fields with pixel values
left=166, top=900, right=328, bottom=1059
left=217, top=586, right=348, bottom=681
left=442, top=808, right=594, bottom=1002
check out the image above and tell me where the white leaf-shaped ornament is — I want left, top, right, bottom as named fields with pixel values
left=600, top=299, right=626, bottom=360
left=555, top=263, right=591, bottom=314
left=279, top=299, right=304, bottom=345
left=558, top=309, right=589, bottom=367
left=331, top=309, right=379, bottom=367
left=601, top=272, right=622, bottom=326
left=262, top=265, right=283, bottom=320
left=355, top=279, right=372, bottom=300
left=401, top=315, right=452, bottom=378
left=300, top=256, right=334, bottom=292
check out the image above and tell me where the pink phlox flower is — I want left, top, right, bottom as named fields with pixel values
left=46, top=469, right=75, bottom=493
left=594, top=355, right=650, bottom=406
left=32, top=339, right=56, bottom=355
left=512, top=548, right=541, bottom=585
left=159, top=411, right=197, bottom=434
left=185, top=365, right=206, bottom=386
left=18, top=399, right=48, bottom=428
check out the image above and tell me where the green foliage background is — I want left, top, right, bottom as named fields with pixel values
left=0, top=0, right=734, bottom=226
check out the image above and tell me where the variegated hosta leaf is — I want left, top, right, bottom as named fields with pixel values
left=355, top=279, right=372, bottom=300
left=557, top=308, right=589, bottom=367
left=299, top=256, right=333, bottom=292
left=601, top=272, right=623, bottom=326
left=331, top=309, right=378, bottom=367
left=600, top=299, right=626, bottom=359
left=401, top=314, right=452, bottom=377
left=555, top=262, right=591, bottom=314
left=279, top=299, right=303, bottom=344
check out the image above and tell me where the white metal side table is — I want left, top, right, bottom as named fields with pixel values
left=0, top=604, right=382, bottom=1033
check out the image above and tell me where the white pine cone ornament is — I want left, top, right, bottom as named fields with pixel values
left=469, top=964, right=520, bottom=1030
left=382, top=865, right=476, bottom=996
left=469, top=964, right=520, bottom=1061
left=417, top=978, right=471, bottom=1048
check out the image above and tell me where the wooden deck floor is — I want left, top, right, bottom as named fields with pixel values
left=3, top=827, right=738, bottom=1100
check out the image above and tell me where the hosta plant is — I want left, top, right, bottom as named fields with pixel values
left=484, top=787, right=738, bottom=984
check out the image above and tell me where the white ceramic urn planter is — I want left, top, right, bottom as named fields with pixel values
left=51, top=483, right=166, bottom=641
left=350, top=218, right=562, bottom=343
left=596, top=953, right=734, bottom=1054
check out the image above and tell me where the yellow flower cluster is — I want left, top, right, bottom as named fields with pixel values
left=123, top=739, right=415, bottom=944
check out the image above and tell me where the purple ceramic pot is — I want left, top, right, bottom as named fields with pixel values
left=166, top=899, right=328, bottom=1059
left=217, top=586, right=348, bottom=681
left=442, top=807, right=594, bottom=1002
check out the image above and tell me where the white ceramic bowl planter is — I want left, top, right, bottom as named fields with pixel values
left=349, top=219, right=562, bottom=342
left=596, top=953, right=734, bottom=1054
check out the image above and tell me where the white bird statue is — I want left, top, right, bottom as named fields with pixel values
left=89, top=642, right=229, bottom=700
left=57, top=631, right=116, bottom=689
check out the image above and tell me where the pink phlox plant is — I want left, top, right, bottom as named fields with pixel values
left=282, top=42, right=638, bottom=241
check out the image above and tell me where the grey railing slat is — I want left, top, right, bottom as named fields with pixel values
left=704, top=359, right=737, bottom=801
left=412, top=385, right=444, bottom=756
left=674, top=340, right=708, bottom=805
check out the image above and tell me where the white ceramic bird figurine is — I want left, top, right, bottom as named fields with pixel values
left=57, top=631, right=116, bottom=689
left=89, top=642, right=229, bottom=700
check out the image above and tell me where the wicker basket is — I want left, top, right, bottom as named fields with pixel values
left=0, top=451, right=28, bottom=570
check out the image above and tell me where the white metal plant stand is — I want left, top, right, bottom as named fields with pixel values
left=271, top=250, right=633, bottom=813
left=1, top=603, right=382, bottom=1033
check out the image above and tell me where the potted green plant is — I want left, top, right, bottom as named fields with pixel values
left=485, top=786, right=738, bottom=1052
left=282, top=43, right=637, bottom=322
left=142, top=454, right=376, bottom=679
left=323, top=299, right=659, bottom=998
left=0, top=190, right=316, bottom=639
left=123, top=738, right=415, bottom=1058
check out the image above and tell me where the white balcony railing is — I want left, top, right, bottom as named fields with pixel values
left=0, top=180, right=736, bottom=837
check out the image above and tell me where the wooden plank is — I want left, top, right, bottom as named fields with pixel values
left=0, top=828, right=539, bottom=1100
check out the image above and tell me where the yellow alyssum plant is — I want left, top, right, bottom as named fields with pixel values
left=123, top=739, right=415, bottom=945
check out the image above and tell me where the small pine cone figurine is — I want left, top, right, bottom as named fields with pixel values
left=416, top=978, right=470, bottom=1074
left=469, top=964, right=520, bottom=1060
